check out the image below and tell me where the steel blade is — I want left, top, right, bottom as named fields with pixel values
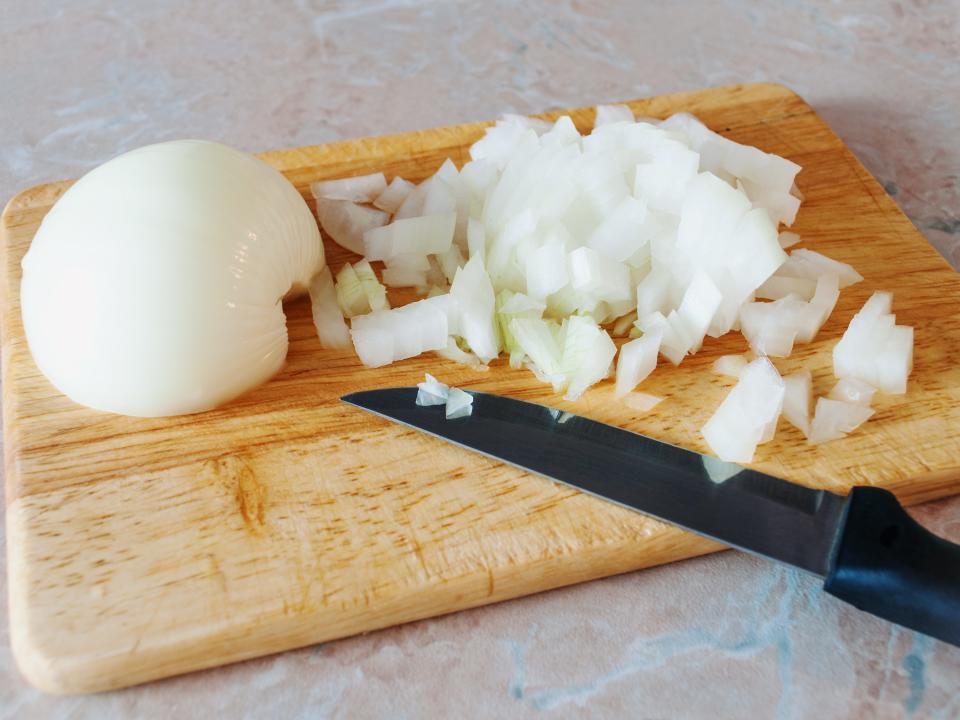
left=343, top=388, right=848, bottom=576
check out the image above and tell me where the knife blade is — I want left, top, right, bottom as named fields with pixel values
left=343, top=387, right=960, bottom=646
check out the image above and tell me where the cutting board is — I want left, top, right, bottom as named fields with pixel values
left=3, top=83, right=960, bottom=694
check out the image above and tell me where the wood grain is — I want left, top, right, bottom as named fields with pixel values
left=3, top=83, right=959, bottom=694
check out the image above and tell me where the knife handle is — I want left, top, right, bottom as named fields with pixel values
left=824, top=486, right=960, bottom=646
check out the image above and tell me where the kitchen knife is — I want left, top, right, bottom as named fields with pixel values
left=343, top=388, right=960, bottom=647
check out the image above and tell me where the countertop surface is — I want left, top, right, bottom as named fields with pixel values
left=1, top=1, right=959, bottom=717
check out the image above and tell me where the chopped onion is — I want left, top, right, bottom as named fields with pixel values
left=778, top=231, right=801, bottom=249
left=808, top=398, right=875, bottom=445
left=777, top=248, right=863, bottom=288
left=702, top=357, right=785, bottom=463
left=712, top=354, right=748, bottom=378
left=363, top=213, right=456, bottom=260
left=833, top=291, right=913, bottom=394
left=615, top=329, right=662, bottom=397
left=436, top=337, right=487, bottom=370
left=315, top=199, right=389, bottom=255
left=593, top=104, right=635, bottom=128
left=317, top=106, right=910, bottom=425
left=450, top=255, right=499, bottom=362
left=782, top=370, right=813, bottom=437
left=335, top=259, right=389, bottom=318
left=373, top=176, right=415, bottom=213
left=622, top=391, right=663, bottom=412
left=445, top=387, right=474, bottom=419
left=828, top=378, right=876, bottom=406
left=311, top=172, right=387, bottom=202
left=741, top=274, right=839, bottom=356
left=416, top=373, right=449, bottom=406
left=525, top=242, right=568, bottom=299
left=561, top=315, right=617, bottom=401
left=309, top=266, right=351, bottom=350
left=350, top=295, right=451, bottom=367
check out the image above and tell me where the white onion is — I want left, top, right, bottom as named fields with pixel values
left=309, top=267, right=351, bottom=350
left=335, top=260, right=389, bottom=318
left=416, top=373, right=449, bottom=406
left=712, top=354, right=748, bottom=378
left=449, top=255, right=499, bottom=362
left=311, top=172, right=387, bottom=202
left=808, top=398, right=875, bottom=445
left=444, top=387, right=474, bottom=419
left=560, top=315, right=617, bottom=401
left=701, top=357, right=785, bottom=462
left=777, top=248, right=863, bottom=288
left=593, top=104, right=635, bottom=128
left=615, top=329, right=661, bottom=397
left=827, top=378, right=876, bottom=406
left=741, top=274, right=839, bottom=356
left=363, top=213, right=456, bottom=261
left=315, top=198, right=388, bottom=255
left=781, top=370, right=813, bottom=437
left=321, top=107, right=905, bottom=432
left=778, top=231, right=801, bottom=249
left=21, top=140, right=323, bottom=416
left=832, top=291, right=913, bottom=394
left=622, top=391, right=663, bottom=412
left=373, top=176, right=415, bottom=213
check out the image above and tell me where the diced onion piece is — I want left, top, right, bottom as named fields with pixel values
left=828, top=378, right=876, bottom=406
left=315, top=199, right=389, bottom=255
left=568, top=247, right=632, bottom=302
left=373, top=176, right=415, bottom=213
left=612, top=310, right=638, bottom=337
left=701, top=357, right=785, bottom=463
left=756, top=275, right=817, bottom=301
left=445, top=387, right=474, bottom=419
left=450, top=255, right=499, bottom=362
left=782, top=370, right=813, bottom=437
left=808, top=398, right=875, bottom=445
left=661, top=112, right=801, bottom=225
left=587, top=196, right=653, bottom=262
left=622, top=391, right=662, bottom=412
left=382, top=254, right=430, bottom=288
left=511, top=317, right=564, bottom=380
left=311, top=172, right=387, bottom=202
left=308, top=267, right=351, bottom=349
left=335, top=263, right=368, bottom=318
left=499, top=113, right=553, bottom=133
left=712, top=354, right=748, bottom=378
left=615, top=329, right=662, bottom=397
left=561, top=315, right=617, bottom=400
left=354, top=259, right=389, bottom=312
left=439, top=244, right=466, bottom=284
left=778, top=231, right=801, bottom=249
left=363, top=213, right=456, bottom=260
left=742, top=274, right=839, bottom=356
left=497, top=290, right=545, bottom=363
left=525, top=242, right=568, bottom=299
left=833, top=291, right=913, bottom=394
left=702, top=455, right=744, bottom=484
left=416, top=373, right=449, bottom=406
left=778, top=249, right=863, bottom=288
left=349, top=295, right=450, bottom=367
left=594, top=104, right=635, bottom=128
left=435, top=337, right=487, bottom=370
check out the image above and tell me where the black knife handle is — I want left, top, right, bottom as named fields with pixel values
left=824, top=486, right=960, bottom=646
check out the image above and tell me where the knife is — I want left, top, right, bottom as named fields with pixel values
left=343, top=387, right=960, bottom=647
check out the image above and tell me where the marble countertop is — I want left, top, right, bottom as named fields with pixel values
left=1, top=1, right=958, bottom=717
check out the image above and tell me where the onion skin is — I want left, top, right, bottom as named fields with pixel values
left=21, top=140, right=324, bottom=417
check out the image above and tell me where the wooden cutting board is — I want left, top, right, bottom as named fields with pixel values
left=3, top=83, right=960, bottom=694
